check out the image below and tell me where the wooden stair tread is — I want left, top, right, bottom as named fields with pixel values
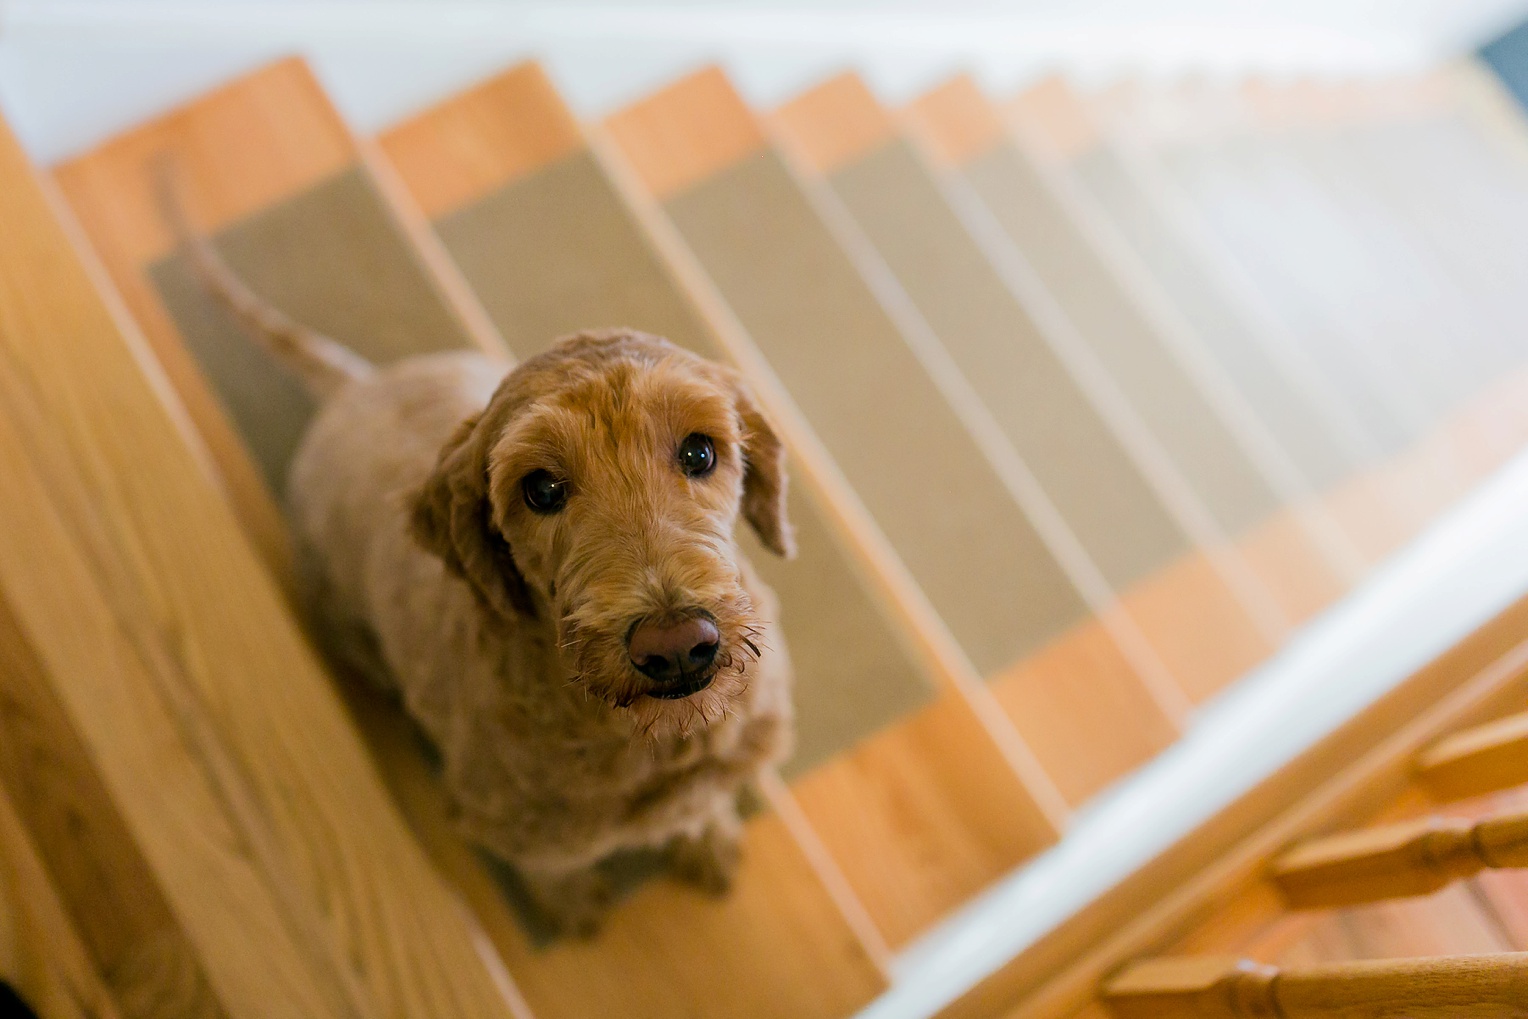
left=910, top=77, right=1358, bottom=642
left=1018, top=78, right=1401, bottom=577
left=0, top=580, right=222, bottom=1016
left=380, top=59, right=1065, bottom=948
left=0, top=106, right=526, bottom=1019
left=609, top=69, right=1095, bottom=674
left=0, top=781, right=124, bottom=1019
left=1086, top=86, right=1481, bottom=563
left=778, top=72, right=1303, bottom=712
left=380, top=64, right=939, bottom=779
left=1111, top=76, right=1528, bottom=556
left=15, top=46, right=1528, bottom=1019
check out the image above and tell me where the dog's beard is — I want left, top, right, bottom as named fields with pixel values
left=559, top=590, right=763, bottom=741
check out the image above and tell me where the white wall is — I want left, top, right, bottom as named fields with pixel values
left=3, top=0, right=1527, bottom=163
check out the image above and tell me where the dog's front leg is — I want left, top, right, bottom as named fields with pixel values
left=519, top=861, right=615, bottom=938
left=667, top=799, right=743, bottom=895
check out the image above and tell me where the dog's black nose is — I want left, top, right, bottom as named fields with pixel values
left=628, top=615, right=719, bottom=684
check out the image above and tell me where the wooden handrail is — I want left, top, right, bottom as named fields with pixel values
left=1270, top=810, right=1528, bottom=908
left=1417, top=709, right=1528, bottom=802
left=1103, top=953, right=1528, bottom=1017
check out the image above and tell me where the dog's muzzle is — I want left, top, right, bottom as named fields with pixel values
left=628, top=613, right=719, bottom=699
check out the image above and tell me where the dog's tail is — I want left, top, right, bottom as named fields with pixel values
left=153, top=156, right=374, bottom=400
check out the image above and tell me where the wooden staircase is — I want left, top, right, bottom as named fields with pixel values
left=3, top=47, right=1528, bottom=1019
left=1103, top=703, right=1528, bottom=1018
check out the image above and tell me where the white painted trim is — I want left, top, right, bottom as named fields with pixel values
left=3, top=0, right=1522, bottom=163
left=0, top=1, right=1446, bottom=60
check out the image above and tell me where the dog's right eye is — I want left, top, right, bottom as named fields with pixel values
left=677, top=433, right=716, bottom=478
left=521, top=470, right=568, bottom=514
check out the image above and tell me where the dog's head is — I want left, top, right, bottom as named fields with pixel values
left=410, top=329, right=793, bottom=735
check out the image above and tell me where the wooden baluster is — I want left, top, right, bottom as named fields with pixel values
left=1104, top=952, right=1528, bottom=1017
left=1103, top=956, right=1281, bottom=1018
left=1417, top=710, right=1528, bottom=802
left=1270, top=811, right=1528, bottom=908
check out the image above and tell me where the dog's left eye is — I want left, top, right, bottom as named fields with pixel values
left=677, top=433, right=716, bottom=478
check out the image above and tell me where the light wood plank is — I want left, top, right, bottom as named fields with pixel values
left=0, top=782, right=124, bottom=1019
left=340, top=669, right=886, bottom=1019
left=604, top=67, right=768, bottom=200
left=984, top=615, right=1180, bottom=805
left=380, top=62, right=583, bottom=219
left=1331, top=883, right=1517, bottom=960
left=1165, top=880, right=1316, bottom=964
left=0, top=105, right=525, bottom=1019
left=772, top=72, right=899, bottom=176
left=0, top=580, right=224, bottom=1017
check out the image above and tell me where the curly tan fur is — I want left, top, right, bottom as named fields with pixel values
left=285, top=330, right=795, bottom=935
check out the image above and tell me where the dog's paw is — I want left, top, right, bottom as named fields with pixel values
left=527, top=869, right=615, bottom=939
left=668, top=827, right=741, bottom=896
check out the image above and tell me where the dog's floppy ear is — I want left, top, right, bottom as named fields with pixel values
left=410, top=411, right=537, bottom=618
left=732, top=376, right=795, bottom=558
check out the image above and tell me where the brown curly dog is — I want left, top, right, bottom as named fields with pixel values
left=172, top=204, right=796, bottom=935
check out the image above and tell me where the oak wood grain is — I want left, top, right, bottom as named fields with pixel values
left=0, top=782, right=124, bottom=1019
left=338, top=669, right=888, bottom=1019
left=0, top=107, right=526, bottom=1019
left=772, top=73, right=898, bottom=176
left=604, top=67, right=769, bottom=200
left=380, top=62, right=583, bottom=219
left=0, top=585, right=223, bottom=1018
